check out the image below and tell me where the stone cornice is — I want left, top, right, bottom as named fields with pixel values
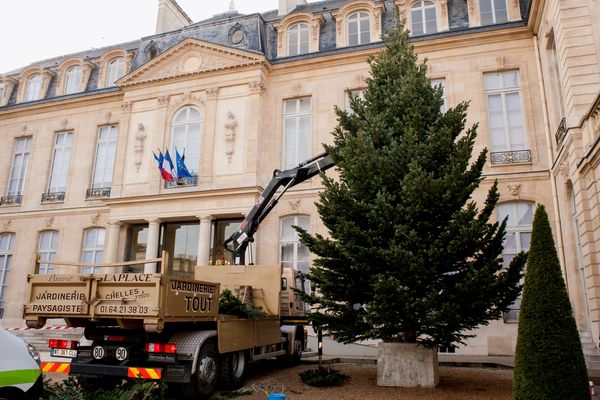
left=118, top=38, right=270, bottom=88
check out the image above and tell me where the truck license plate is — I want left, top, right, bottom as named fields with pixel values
left=50, top=348, right=78, bottom=358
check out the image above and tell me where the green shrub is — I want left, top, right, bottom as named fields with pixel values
left=513, top=205, right=589, bottom=399
left=299, top=367, right=350, bottom=387
left=43, top=377, right=167, bottom=400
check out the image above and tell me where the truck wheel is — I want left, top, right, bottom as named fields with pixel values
left=181, top=340, right=219, bottom=399
left=220, top=350, right=246, bottom=389
left=279, top=337, right=303, bottom=367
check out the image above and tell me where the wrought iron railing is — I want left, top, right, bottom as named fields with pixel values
left=0, top=194, right=22, bottom=206
left=41, top=192, right=65, bottom=203
left=86, top=187, right=111, bottom=199
left=490, top=149, right=532, bottom=165
left=164, top=175, right=198, bottom=189
left=555, top=117, right=566, bottom=145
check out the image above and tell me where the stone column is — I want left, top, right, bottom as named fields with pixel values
left=145, top=218, right=162, bottom=273
left=197, top=215, right=213, bottom=267
left=105, top=221, right=122, bottom=273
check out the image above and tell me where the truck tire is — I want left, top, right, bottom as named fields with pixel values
left=278, top=337, right=303, bottom=367
left=219, top=350, right=246, bottom=389
left=181, top=340, right=219, bottom=399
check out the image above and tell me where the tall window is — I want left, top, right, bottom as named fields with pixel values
left=430, top=79, right=447, bottom=112
left=65, top=65, right=82, bottom=94
left=38, top=231, right=58, bottom=274
left=81, top=228, right=105, bottom=274
left=497, top=202, right=534, bottom=322
left=348, top=12, right=371, bottom=45
left=484, top=71, right=526, bottom=153
left=411, top=1, right=438, bottom=35
left=171, top=106, right=202, bottom=175
left=25, top=74, right=41, bottom=101
left=7, top=137, right=32, bottom=197
left=480, top=0, right=508, bottom=25
left=288, top=23, right=309, bottom=56
left=283, top=98, right=311, bottom=169
left=106, top=57, right=125, bottom=87
left=91, top=125, right=118, bottom=189
left=550, top=36, right=565, bottom=118
left=280, top=216, right=310, bottom=273
left=0, top=233, right=14, bottom=319
left=48, top=132, right=73, bottom=194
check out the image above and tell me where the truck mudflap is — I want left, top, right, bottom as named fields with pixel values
left=69, top=363, right=190, bottom=383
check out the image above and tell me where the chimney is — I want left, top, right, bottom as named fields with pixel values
left=155, top=0, right=193, bottom=34
left=278, top=0, right=307, bottom=16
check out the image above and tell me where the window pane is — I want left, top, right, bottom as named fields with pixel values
left=65, top=66, right=82, bottom=94
left=517, top=203, right=534, bottom=225
left=484, top=73, right=502, bottom=90
left=519, top=232, right=532, bottom=251
left=480, top=0, right=493, bottom=24
left=92, top=125, right=117, bottom=188
left=171, top=107, right=202, bottom=175
left=49, top=132, right=73, bottom=193
left=7, top=137, right=31, bottom=196
left=425, top=7, right=437, bottom=33
left=494, top=0, right=508, bottom=23
left=26, top=75, right=41, bottom=101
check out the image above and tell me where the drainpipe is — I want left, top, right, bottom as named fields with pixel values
left=533, top=34, right=569, bottom=287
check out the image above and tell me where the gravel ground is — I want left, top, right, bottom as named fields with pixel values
left=212, top=362, right=515, bottom=400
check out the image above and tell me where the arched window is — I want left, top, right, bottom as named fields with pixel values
left=38, top=230, right=58, bottom=274
left=280, top=215, right=310, bottom=273
left=25, top=74, right=41, bottom=101
left=106, top=57, right=125, bottom=87
left=347, top=12, right=371, bottom=45
left=411, top=0, right=437, bottom=35
left=497, top=201, right=534, bottom=322
left=81, top=228, right=105, bottom=274
left=171, top=106, right=202, bottom=175
left=480, top=0, right=508, bottom=25
left=287, top=23, right=309, bottom=56
left=0, top=232, right=15, bottom=318
left=65, top=65, right=82, bottom=94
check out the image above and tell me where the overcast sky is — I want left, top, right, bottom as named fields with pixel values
left=0, top=0, right=307, bottom=74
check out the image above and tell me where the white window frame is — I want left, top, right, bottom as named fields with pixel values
left=0, top=232, right=15, bottom=319
left=497, top=201, right=534, bottom=323
left=283, top=97, right=312, bottom=169
left=347, top=12, right=371, bottom=46
left=279, top=215, right=310, bottom=273
left=480, top=0, right=508, bottom=25
left=430, top=78, right=447, bottom=113
left=287, top=23, right=309, bottom=56
left=91, top=125, right=118, bottom=189
left=7, top=137, right=32, bottom=197
left=171, top=106, right=203, bottom=176
left=48, top=131, right=73, bottom=194
left=25, top=74, right=41, bottom=102
left=81, top=228, right=105, bottom=274
left=484, top=70, right=527, bottom=153
left=106, top=57, right=125, bottom=87
left=411, top=0, right=438, bottom=35
left=38, top=231, right=58, bottom=275
left=65, top=65, right=82, bottom=94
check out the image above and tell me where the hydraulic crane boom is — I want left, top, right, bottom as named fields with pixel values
left=224, top=152, right=334, bottom=263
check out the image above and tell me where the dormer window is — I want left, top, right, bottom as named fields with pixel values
left=348, top=12, right=371, bottom=46
left=480, top=0, right=508, bottom=24
left=25, top=74, right=41, bottom=101
left=288, top=23, right=309, bottom=56
left=106, top=57, right=125, bottom=87
left=65, top=65, right=82, bottom=94
left=411, top=1, right=438, bottom=35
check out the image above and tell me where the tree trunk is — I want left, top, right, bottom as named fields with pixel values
left=377, top=342, right=439, bottom=388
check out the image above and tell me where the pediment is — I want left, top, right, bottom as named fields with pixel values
left=118, top=39, right=268, bottom=87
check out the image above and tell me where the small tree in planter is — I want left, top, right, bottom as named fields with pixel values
left=514, top=204, right=589, bottom=399
left=296, top=22, right=526, bottom=388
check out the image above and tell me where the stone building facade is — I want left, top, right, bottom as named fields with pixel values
left=0, top=0, right=598, bottom=359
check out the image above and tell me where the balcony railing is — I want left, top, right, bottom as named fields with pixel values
left=555, top=117, right=566, bottom=145
left=490, top=150, right=532, bottom=165
left=86, top=187, right=111, bottom=199
left=164, top=175, right=198, bottom=189
left=0, top=194, right=22, bottom=206
left=41, top=191, right=65, bottom=203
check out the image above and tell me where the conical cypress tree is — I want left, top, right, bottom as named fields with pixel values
left=296, top=23, right=525, bottom=347
left=514, top=204, right=588, bottom=399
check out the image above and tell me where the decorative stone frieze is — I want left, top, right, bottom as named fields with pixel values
left=134, top=123, right=147, bottom=172
left=507, top=183, right=521, bottom=197
left=224, top=111, right=238, bottom=163
left=121, top=101, right=132, bottom=113
left=249, top=80, right=265, bottom=94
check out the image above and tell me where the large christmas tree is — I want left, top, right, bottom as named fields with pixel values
left=297, top=24, right=526, bottom=347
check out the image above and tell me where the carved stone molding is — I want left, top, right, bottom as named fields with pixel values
left=249, top=80, right=265, bottom=94
left=91, top=212, right=101, bottom=225
left=121, top=101, right=132, bottom=113
left=158, top=95, right=170, bottom=107
left=45, top=217, right=55, bottom=228
left=507, top=183, right=521, bottom=197
left=558, top=161, right=569, bottom=182
left=441, top=0, right=448, bottom=16
left=224, top=111, right=238, bottom=163
left=206, top=88, right=219, bottom=100
left=134, top=123, right=147, bottom=172
left=173, top=90, right=206, bottom=107
left=105, top=112, right=112, bottom=124
left=289, top=199, right=301, bottom=211
left=60, top=118, right=68, bottom=130
left=292, top=83, right=302, bottom=96
left=3, top=220, right=11, bottom=230
left=22, top=125, right=28, bottom=133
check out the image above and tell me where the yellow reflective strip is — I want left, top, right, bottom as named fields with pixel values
left=147, top=369, right=160, bottom=379
left=56, top=364, right=70, bottom=373
left=128, top=368, right=139, bottom=378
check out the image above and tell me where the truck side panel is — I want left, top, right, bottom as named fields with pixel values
left=217, top=317, right=282, bottom=354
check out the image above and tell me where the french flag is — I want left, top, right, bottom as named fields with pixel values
left=153, top=150, right=173, bottom=181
